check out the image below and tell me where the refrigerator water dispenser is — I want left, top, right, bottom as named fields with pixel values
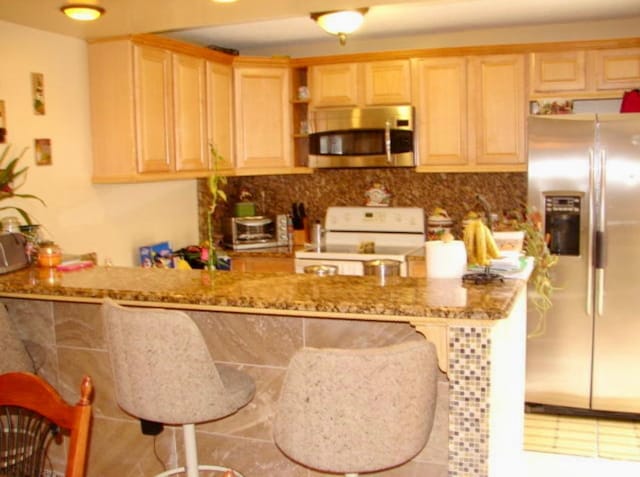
left=544, top=193, right=581, bottom=256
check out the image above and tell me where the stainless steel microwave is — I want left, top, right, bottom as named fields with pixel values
left=308, top=106, right=415, bottom=168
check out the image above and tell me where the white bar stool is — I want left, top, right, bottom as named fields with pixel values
left=273, top=339, right=439, bottom=476
left=102, top=298, right=255, bottom=477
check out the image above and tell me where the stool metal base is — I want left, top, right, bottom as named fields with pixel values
left=154, top=423, right=245, bottom=477
left=155, top=465, right=244, bottom=477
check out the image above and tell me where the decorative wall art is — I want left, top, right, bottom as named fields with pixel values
left=31, top=73, right=45, bottom=115
left=34, top=138, right=52, bottom=166
left=0, top=100, right=6, bottom=143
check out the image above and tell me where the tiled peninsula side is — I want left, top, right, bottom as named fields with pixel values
left=0, top=266, right=528, bottom=477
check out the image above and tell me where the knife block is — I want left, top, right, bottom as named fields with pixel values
left=293, top=219, right=310, bottom=246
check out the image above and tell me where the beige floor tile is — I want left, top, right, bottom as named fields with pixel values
left=524, top=413, right=640, bottom=462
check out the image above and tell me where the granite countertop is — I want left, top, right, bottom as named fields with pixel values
left=0, top=265, right=527, bottom=322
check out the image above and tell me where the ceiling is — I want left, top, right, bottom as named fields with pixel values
left=1, top=0, right=640, bottom=54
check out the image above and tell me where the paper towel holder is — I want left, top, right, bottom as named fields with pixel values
left=462, top=269, right=504, bottom=285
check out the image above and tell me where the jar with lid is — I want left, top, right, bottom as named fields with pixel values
left=38, top=242, right=62, bottom=267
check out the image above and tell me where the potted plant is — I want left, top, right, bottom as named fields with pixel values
left=500, top=207, right=558, bottom=334
left=204, top=145, right=228, bottom=271
left=0, top=145, right=45, bottom=225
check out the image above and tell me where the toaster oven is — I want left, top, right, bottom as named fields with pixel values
left=222, top=215, right=289, bottom=250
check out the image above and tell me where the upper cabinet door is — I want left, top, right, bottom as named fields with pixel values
left=593, top=48, right=640, bottom=90
left=309, top=63, right=359, bottom=107
left=530, top=51, right=587, bottom=93
left=133, top=44, right=174, bottom=173
left=172, top=53, right=208, bottom=172
left=310, top=61, right=411, bottom=108
left=233, top=65, right=292, bottom=170
left=414, top=57, right=468, bottom=167
left=363, top=60, right=411, bottom=105
left=469, top=54, right=526, bottom=167
left=206, top=61, right=235, bottom=172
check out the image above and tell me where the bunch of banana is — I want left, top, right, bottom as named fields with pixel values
left=463, top=218, right=501, bottom=267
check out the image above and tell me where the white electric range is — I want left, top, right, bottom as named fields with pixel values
left=294, top=206, right=425, bottom=276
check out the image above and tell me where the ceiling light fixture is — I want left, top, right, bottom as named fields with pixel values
left=311, top=8, right=369, bottom=46
left=60, top=3, right=105, bottom=21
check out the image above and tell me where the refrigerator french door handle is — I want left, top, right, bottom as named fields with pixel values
left=595, top=148, right=607, bottom=317
left=587, top=147, right=595, bottom=316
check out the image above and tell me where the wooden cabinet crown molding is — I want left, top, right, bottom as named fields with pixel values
left=290, top=37, right=640, bottom=67
left=89, top=33, right=235, bottom=64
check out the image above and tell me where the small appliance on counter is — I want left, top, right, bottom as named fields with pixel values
left=222, top=215, right=289, bottom=250
left=0, top=232, right=29, bottom=274
left=233, top=187, right=257, bottom=217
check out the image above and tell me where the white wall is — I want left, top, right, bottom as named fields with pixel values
left=0, top=20, right=200, bottom=267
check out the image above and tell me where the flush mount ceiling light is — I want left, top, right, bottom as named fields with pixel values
left=60, top=3, right=105, bottom=21
left=311, top=8, right=369, bottom=46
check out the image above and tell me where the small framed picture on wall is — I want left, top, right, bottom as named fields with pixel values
left=31, top=72, right=46, bottom=115
left=34, top=138, right=52, bottom=165
left=0, top=100, right=6, bottom=143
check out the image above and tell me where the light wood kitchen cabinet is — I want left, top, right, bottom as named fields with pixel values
left=593, top=48, right=640, bottom=90
left=469, top=55, right=526, bottom=168
left=89, top=35, right=233, bottom=183
left=230, top=255, right=295, bottom=273
left=363, top=60, right=412, bottom=105
left=413, top=57, right=468, bottom=167
left=309, top=60, right=411, bottom=108
left=171, top=52, right=209, bottom=172
left=529, top=51, right=587, bottom=93
left=133, top=45, right=174, bottom=174
left=414, top=54, right=526, bottom=172
left=206, top=61, right=234, bottom=172
left=529, top=47, right=640, bottom=97
left=233, top=60, right=294, bottom=173
left=310, top=63, right=359, bottom=107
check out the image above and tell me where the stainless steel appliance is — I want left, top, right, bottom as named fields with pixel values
left=222, top=215, right=289, bottom=250
left=308, top=106, right=415, bottom=168
left=0, top=233, right=28, bottom=274
left=527, top=113, right=640, bottom=415
left=294, top=206, right=425, bottom=275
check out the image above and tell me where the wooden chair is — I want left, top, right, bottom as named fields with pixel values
left=0, top=372, right=93, bottom=477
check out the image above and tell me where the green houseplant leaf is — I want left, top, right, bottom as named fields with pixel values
left=0, top=145, right=46, bottom=225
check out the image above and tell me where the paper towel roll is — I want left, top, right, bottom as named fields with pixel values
left=425, top=240, right=467, bottom=278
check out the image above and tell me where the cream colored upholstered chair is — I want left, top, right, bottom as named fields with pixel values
left=0, top=302, right=34, bottom=374
left=273, top=339, right=439, bottom=477
left=101, top=299, right=255, bottom=477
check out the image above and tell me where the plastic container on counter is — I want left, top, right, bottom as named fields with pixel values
left=37, top=242, right=62, bottom=268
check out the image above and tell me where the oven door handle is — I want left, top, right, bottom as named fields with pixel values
left=385, top=120, right=392, bottom=163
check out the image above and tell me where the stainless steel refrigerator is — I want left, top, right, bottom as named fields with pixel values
left=527, top=113, right=640, bottom=415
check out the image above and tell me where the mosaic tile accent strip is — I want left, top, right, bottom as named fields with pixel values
left=448, top=325, right=492, bottom=477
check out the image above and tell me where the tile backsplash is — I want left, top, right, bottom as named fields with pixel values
left=198, top=169, right=526, bottom=242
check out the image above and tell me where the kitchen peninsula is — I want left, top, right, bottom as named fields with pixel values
left=0, top=266, right=528, bottom=477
